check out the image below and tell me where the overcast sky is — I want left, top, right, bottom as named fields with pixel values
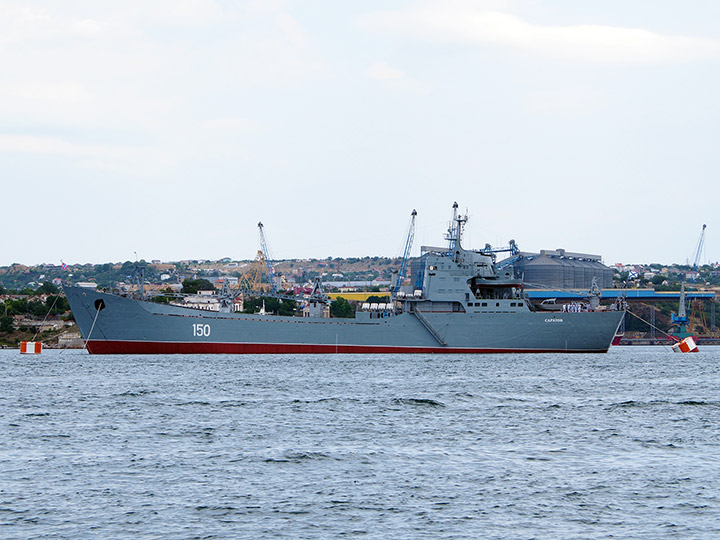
left=2, top=0, right=719, bottom=267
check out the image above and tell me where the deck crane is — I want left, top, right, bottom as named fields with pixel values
left=392, top=209, right=417, bottom=297
left=258, top=222, right=278, bottom=293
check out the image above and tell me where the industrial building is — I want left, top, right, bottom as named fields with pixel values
left=498, top=249, right=614, bottom=289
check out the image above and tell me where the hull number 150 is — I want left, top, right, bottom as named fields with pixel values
left=192, top=323, right=211, bottom=337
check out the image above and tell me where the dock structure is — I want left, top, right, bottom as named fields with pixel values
left=524, top=288, right=716, bottom=302
left=328, top=288, right=716, bottom=303
left=526, top=288, right=717, bottom=339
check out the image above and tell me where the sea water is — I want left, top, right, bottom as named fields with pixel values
left=1, top=347, right=719, bottom=539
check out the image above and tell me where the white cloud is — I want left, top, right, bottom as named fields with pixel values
left=520, top=86, right=613, bottom=116
left=148, top=0, right=223, bottom=26
left=366, top=61, right=406, bottom=81
left=0, top=1, right=325, bottom=151
left=70, top=18, right=102, bottom=35
left=0, top=4, right=103, bottom=44
left=0, top=133, right=185, bottom=178
left=200, top=117, right=259, bottom=132
left=0, top=82, right=91, bottom=104
left=359, top=2, right=720, bottom=63
left=0, top=0, right=224, bottom=43
left=0, top=134, right=137, bottom=159
left=364, top=61, right=430, bottom=94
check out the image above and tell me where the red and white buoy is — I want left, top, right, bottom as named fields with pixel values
left=20, top=341, right=43, bottom=354
left=671, top=336, right=699, bottom=353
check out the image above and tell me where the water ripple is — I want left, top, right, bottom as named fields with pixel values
left=1, top=347, right=720, bottom=539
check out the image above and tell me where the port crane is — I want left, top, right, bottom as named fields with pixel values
left=672, top=224, right=707, bottom=336
left=238, top=223, right=278, bottom=294
left=481, top=240, right=519, bottom=257
left=688, top=224, right=709, bottom=334
left=393, top=209, right=417, bottom=297
left=240, top=250, right=270, bottom=292
left=689, top=224, right=707, bottom=280
left=258, top=222, right=278, bottom=293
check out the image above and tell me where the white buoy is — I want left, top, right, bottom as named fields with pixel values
left=671, top=336, right=698, bottom=353
left=20, top=341, right=42, bottom=354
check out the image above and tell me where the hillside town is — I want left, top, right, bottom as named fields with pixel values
left=2, top=255, right=720, bottom=348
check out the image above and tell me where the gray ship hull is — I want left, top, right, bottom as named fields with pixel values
left=64, top=285, right=624, bottom=354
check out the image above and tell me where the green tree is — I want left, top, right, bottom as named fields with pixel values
left=651, top=275, right=666, bottom=286
left=181, top=278, right=215, bottom=294
left=46, top=295, right=70, bottom=315
left=28, top=300, right=48, bottom=317
left=330, top=296, right=354, bottom=318
left=36, top=282, right=59, bottom=295
left=7, top=298, right=28, bottom=316
left=0, top=315, right=13, bottom=333
left=243, top=296, right=296, bottom=316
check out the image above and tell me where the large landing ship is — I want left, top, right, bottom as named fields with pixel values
left=65, top=204, right=624, bottom=354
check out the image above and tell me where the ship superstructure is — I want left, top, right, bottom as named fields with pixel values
left=395, top=202, right=524, bottom=313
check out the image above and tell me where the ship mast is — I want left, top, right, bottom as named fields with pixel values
left=445, top=201, right=467, bottom=258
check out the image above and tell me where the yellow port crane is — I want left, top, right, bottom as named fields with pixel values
left=240, top=250, right=273, bottom=292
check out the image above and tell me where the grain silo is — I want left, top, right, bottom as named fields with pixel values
left=500, top=249, right=613, bottom=289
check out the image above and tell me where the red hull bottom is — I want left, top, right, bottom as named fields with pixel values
left=86, top=340, right=608, bottom=355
